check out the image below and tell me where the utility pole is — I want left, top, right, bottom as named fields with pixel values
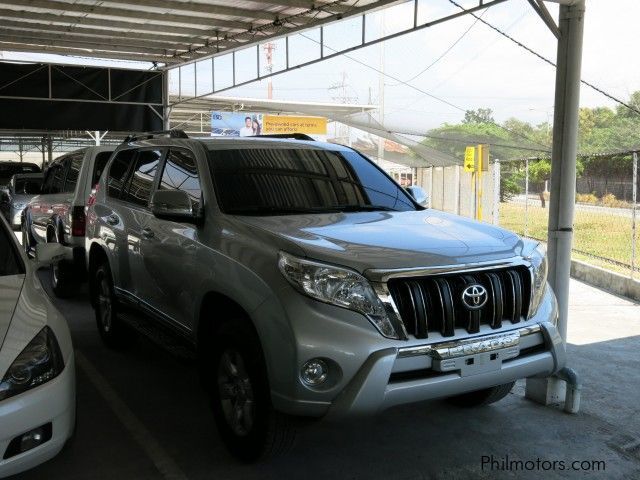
left=263, top=42, right=275, bottom=99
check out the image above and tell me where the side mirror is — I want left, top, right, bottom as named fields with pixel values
left=405, top=186, right=429, bottom=207
left=35, top=243, right=73, bottom=268
left=150, top=190, right=202, bottom=224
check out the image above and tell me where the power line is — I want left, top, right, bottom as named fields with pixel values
left=448, top=0, right=640, bottom=117
left=386, top=7, right=490, bottom=87
left=297, top=31, right=551, bottom=150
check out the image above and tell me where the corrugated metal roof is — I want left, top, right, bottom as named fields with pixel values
left=0, top=0, right=402, bottom=65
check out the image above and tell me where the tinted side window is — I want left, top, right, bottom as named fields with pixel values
left=0, top=223, right=24, bottom=276
left=159, top=149, right=202, bottom=210
left=107, top=150, right=135, bottom=198
left=92, top=152, right=113, bottom=186
left=64, top=154, right=83, bottom=193
left=43, top=162, right=66, bottom=194
left=122, top=150, right=161, bottom=207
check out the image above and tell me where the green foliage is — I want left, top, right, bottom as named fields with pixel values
left=420, top=92, right=640, bottom=195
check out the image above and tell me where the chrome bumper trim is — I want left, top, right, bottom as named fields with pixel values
left=397, top=324, right=542, bottom=359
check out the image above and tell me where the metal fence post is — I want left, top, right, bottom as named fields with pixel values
left=525, top=158, right=529, bottom=237
left=632, top=151, right=638, bottom=278
left=493, top=159, right=500, bottom=225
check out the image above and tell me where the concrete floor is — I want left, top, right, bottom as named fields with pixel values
left=11, top=273, right=640, bottom=480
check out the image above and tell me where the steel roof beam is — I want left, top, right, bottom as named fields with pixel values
left=0, top=24, right=207, bottom=49
left=0, top=9, right=235, bottom=36
left=0, top=0, right=256, bottom=30
left=0, top=34, right=179, bottom=56
left=103, top=0, right=280, bottom=21
left=0, top=20, right=211, bottom=45
left=0, top=42, right=178, bottom=63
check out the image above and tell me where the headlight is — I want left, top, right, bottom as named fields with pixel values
left=12, top=202, right=25, bottom=210
left=526, top=243, right=548, bottom=319
left=278, top=252, right=401, bottom=339
left=0, top=327, right=64, bottom=401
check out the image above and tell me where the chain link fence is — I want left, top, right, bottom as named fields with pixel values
left=498, top=151, right=639, bottom=278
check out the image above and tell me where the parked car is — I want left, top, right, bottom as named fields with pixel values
left=22, top=147, right=115, bottom=297
left=85, top=131, right=564, bottom=462
left=0, top=162, right=41, bottom=189
left=0, top=173, right=43, bottom=230
left=0, top=214, right=76, bottom=478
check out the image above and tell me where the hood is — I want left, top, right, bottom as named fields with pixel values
left=0, top=274, right=25, bottom=349
left=235, top=209, right=525, bottom=273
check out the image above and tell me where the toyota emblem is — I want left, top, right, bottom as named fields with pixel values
left=461, top=284, right=488, bottom=310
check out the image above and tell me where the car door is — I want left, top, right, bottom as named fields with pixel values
left=139, top=147, right=203, bottom=332
left=30, top=158, right=69, bottom=243
left=117, top=148, right=164, bottom=308
left=97, top=148, right=136, bottom=294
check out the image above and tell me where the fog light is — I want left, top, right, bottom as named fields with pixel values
left=3, top=423, right=52, bottom=460
left=301, top=359, right=328, bottom=386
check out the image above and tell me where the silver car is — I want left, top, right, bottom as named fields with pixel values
left=23, top=146, right=114, bottom=297
left=0, top=173, right=43, bottom=230
left=0, top=214, right=76, bottom=478
left=85, top=132, right=564, bottom=462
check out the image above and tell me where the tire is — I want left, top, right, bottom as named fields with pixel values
left=447, top=381, right=515, bottom=407
left=92, top=261, right=129, bottom=349
left=208, top=321, right=297, bottom=462
left=51, top=259, right=76, bottom=298
left=21, top=221, right=34, bottom=257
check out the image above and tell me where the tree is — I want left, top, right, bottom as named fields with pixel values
left=463, top=108, right=495, bottom=124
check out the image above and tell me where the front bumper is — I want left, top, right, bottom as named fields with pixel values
left=0, top=354, right=76, bottom=478
left=327, top=322, right=564, bottom=418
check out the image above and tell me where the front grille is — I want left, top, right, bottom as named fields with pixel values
left=388, top=266, right=532, bottom=338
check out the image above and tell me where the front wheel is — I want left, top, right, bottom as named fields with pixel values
left=447, top=381, right=515, bottom=407
left=92, top=262, right=129, bottom=349
left=209, top=322, right=296, bottom=462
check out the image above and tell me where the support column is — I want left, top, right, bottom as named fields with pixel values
left=46, top=135, right=53, bottom=167
left=526, top=0, right=585, bottom=406
left=162, top=71, right=171, bottom=130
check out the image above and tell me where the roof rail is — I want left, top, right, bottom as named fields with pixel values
left=123, top=129, right=188, bottom=143
left=254, top=133, right=315, bottom=141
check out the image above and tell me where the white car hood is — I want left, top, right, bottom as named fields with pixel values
left=0, top=274, right=25, bottom=350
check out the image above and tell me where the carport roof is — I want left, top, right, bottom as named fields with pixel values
left=0, top=0, right=402, bottom=65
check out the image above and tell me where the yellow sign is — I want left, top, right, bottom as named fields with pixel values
left=263, top=115, right=327, bottom=135
left=464, top=146, right=476, bottom=172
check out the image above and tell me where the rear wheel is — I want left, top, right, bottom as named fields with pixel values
left=447, top=381, right=515, bottom=407
left=92, top=262, right=129, bottom=349
left=208, top=321, right=296, bottom=462
left=50, top=259, right=76, bottom=298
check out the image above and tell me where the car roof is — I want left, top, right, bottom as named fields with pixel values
left=117, top=135, right=353, bottom=153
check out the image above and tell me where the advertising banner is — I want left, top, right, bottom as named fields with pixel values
left=211, top=112, right=327, bottom=136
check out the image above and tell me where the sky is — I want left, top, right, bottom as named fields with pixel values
left=2, top=0, right=639, bottom=137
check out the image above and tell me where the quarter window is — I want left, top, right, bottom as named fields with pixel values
left=107, top=150, right=135, bottom=198
left=122, top=150, right=161, bottom=207
left=64, top=154, right=83, bottom=193
left=159, top=149, right=202, bottom=210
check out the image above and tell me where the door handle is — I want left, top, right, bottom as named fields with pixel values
left=106, top=214, right=119, bottom=226
left=141, top=227, right=155, bottom=239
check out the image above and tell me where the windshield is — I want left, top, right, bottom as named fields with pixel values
left=0, top=163, right=41, bottom=186
left=207, top=148, right=417, bottom=215
left=14, top=177, right=42, bottom=195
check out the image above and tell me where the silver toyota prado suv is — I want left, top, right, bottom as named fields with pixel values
left=85, top=131, right=564, bottom=462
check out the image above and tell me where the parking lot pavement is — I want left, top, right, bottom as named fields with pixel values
left=11, top=273, right=640, bottom=480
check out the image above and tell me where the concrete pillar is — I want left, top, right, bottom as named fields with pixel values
left=526, top=0, right=585, bottom=406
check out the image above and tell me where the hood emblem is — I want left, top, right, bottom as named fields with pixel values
left=461, top=284, right=488, bottom=310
